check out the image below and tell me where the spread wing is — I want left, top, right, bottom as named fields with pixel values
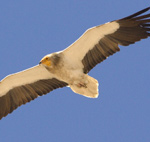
left=0, top=65, right=68, bottom=120
left=63, top=7, right=150, bottom=73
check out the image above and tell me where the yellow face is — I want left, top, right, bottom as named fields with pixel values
left=39, top=56, right=51, bottom=66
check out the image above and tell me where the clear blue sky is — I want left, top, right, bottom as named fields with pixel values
left=0, top=1, right=150, bottom=142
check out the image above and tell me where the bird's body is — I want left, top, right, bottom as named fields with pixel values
left=40, top=52, right=99, bottom=98
left=0, top=7, right=150, bottom=120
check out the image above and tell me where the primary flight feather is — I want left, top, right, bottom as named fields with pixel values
left=0, top=7, right=150, bottom=120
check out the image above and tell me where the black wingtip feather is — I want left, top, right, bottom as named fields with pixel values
left=121, top=7, right=150, bottom=20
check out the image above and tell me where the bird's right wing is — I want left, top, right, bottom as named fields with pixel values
left=0, top=65, right=68, bottom=120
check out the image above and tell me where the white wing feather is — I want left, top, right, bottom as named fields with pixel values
left=63, top=21, right=119, bottom=65
left=0, top=65, right=54, bottom=97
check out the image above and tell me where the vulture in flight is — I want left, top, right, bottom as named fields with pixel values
left=0, top=7, right=150, bottom=120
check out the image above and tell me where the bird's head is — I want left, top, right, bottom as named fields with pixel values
left=39, top=53, right=61, bottom=68
left=39, top=55, right=51, bottom=67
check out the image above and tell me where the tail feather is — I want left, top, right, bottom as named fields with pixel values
left=70, top=75, right=99, bottom=98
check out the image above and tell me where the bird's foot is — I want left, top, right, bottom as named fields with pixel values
left=77, top=82, right=87, bottom=88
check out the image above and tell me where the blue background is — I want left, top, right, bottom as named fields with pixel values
left=0, top=1, right=150, bottom=142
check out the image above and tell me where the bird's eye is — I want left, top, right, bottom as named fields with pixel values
left=46, top=57, right=48, bottom=60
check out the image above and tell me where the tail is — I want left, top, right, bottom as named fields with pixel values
left=70, top=75, right=99, bottom=98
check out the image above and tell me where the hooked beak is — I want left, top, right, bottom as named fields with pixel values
left=39, top=57, right=51, bottom=66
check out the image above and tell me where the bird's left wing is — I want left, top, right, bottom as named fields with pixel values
left=63, top=7, right=150, bottom=73
left=0, top=65, right=68, bottom=120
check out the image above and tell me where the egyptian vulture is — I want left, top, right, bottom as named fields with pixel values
left=0, top=7, right=150, bottom=120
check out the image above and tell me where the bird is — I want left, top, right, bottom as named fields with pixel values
left=0, top=7, right=150, bottom=120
